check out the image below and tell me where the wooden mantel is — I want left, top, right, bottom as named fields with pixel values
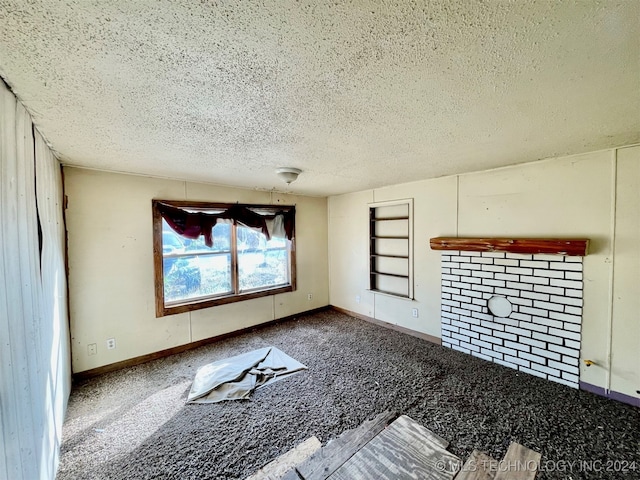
left=430, top=237, right=589, bottom=256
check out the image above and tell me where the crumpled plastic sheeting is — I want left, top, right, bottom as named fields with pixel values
left=187, top=347, right=307, bottom=404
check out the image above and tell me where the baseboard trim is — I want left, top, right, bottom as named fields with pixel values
left=330, top=306, right=442, bottom=346
left=73, top=305, right=330, bottom=381
left=579, top=381, right=639, bottom=408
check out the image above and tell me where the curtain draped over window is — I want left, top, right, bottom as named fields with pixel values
left=158, top=203, right=295, bottom=247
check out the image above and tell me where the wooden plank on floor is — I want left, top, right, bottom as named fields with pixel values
left=295, top=410, right=397, bottom=480
left=328, top=415, right=460, bottom=480
left=245, top=436, right=321, bottom=480
left=453, top=450, right=497, bottom=480
left=494, top=442, right=541, bottom=480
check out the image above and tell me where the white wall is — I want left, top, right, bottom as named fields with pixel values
left=328, top=146, right=639, bottom=400
left=0, top=82, right=71, bottom=479
left=65, top=168, right=329, bottom=373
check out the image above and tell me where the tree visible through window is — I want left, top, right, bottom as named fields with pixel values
left=153, top=200, right=295, bottom=317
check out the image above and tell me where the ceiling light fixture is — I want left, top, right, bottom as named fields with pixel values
left=276, top=167, right=302, bottom=185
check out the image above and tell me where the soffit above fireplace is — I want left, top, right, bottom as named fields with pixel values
left=430, top=238, right=589, bottom=257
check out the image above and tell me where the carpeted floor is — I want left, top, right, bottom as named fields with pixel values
left=58, top=310, right=640, bottom=480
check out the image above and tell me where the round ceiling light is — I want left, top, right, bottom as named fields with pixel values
left=276, top=167, right=302, bottom=184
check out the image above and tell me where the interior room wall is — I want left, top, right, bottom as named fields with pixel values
left=64, top=168, right=329, bottom=373
left=328, top=146, right=639, bottom=402
left=0, top=82, right=71, bottom=480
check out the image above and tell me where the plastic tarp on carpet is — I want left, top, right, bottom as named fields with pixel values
left=187, top=347, right=307, bottom=403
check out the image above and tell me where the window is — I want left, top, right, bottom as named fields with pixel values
left=369, top=199, right=413, bottom=298
left=152, top=200, right=296, bottom=317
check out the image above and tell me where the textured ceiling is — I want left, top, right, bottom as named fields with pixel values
left=0, top=1, right=638, bottom=196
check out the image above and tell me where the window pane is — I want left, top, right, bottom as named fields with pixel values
left=162, top=219, right=231, bottom=253
left=163, top=254, right=232, bottom=303
left=237, top=226, right=288, bottom=291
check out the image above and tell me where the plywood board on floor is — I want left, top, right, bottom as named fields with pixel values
left=453, top=450, right=497, bottom=480
left=494, top=442, right=541, bottom=480
left=245, top=437, right=321, bottom=480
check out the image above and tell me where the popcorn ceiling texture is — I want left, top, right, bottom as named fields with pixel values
left=0, top=1, right=638, bottom=196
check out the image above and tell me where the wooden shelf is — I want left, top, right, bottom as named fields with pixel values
left=429, top=237, right=589, bottom=256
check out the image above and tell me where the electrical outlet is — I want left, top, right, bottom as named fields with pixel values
left=88, top=343, right=97, bottom=356
left=307, top=293, right=313, bottom=301
left=356, top=295, right=361, bottom=304
left=412, top=308, right=419, bottom=318
left=106, top=338, right=116, bottom=350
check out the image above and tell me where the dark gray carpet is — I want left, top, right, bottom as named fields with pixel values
left=58, top=310, right=640, bottom=480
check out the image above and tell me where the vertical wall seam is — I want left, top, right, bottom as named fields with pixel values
left=605, top=149, right=618, bottom=393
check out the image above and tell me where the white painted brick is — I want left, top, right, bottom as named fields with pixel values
left=506, top=267, right=533, bottom=275
left=441, top=311, right=460, bottom=320
left=505, top=325, right=532, bottom=337
left=452, top=282, right=472, bottom=290
left=482, top=293, right=493, bottom=300
left=494, top=359, right=518, bottom=369
left=442, top=268, right=451, bottom=274
left=465, top=251, right=482, bottom=257
left=565, top=306, right=582, bottom=316
left=565, top=271, right=583, bottom=281
left=494, top=317, right=519, bottom=327
left=471, top=298, right=486, bottom=306
left=565, top=340, right=580, bottom=350
left=519, top=366, right=547, bottom=379
left=495, top=273, right=519, bottom=282
left=442, top=261, right=461, bottom=268
left=533, top=284, right=565, bottom=295
left=520, top=275, right=550, bottom=285
left=532, top=316, right=563, bottom=329
left=482, top=264, right=506, bottom=273
left=505, top=340, right=530, bottom=352
left=518, top=351, right=546, bottom=364
left=561, top=372, right=580, bottom=383
left=448, top=337, right=460, bottom=345
left=465, top=276, right=483, bottom=284
left=460, top=341, right=480, bottom=353
left=508, top=297, right=533, bottom=307
left=470, top=257, right=494, bottom=264
left=494, top=345, right=517, bottom=356
left=451, top=344, right=471, bottom=354
left=470, top=284, right=494, bottom=293
left=549, top=376, right=579, bottom=388
left=471, top=270, right=494, bottom=279
left=519, top=337, right=546, bottom=349
left=453, top=269, right=473, bottom=276
left=564, top=256, right=583, bottom=263
left=520, top=321, right=548, bottom=334
left=442, top=299, right=461, bottom=307
left=480, top=348, right=503, bottom=360
left=460, top=315, right=481, bottom=326
left=442, top=342, right=452, bottom=348
left=564, top=322, right=581, bottom=333
left=442, top=280, right=452, bottom=287
left=505, top=253, right=533, bottom=260
left=451, top=319, right=470, bottom=329
left=519, top=306, right=548, bottom=317
left=550, top=278, right=582, bottom=289
left=511, top=312, right=532, bottom=322
left=451, top=256, right=468, bottom=262
left=506, top=281, right=534, bottom=291
left=534, top=254, right=564, bottom=261
left=521, top=260, right=550, bottom=269
left=441, top=255, right=452, bottom=261
left=534, top=269, right=565, bottom=279
left=458, top=327, right=480, bottom=339
left=460, top=262, right=482, bottom=271
left=472, top=312, right=493, bottom=321
left=495, top=287, right=519, bottom=297
left=565, top=289, right=583, bottom=298
left=482, top=279, right=506, bottom=288
left=521, top=291, right=550, bottom=302
left=441, top=324, right=458, bottom=333
left=471, top=338, right=493, bottom=349
left=452, top=307, right=471, bottom=316
left=548, top=360, right=579, bottom=375
left=480, top=334, right=503, bottom=345
left=549, top=311, right=581, bottom=324
left=452, top=294, right=472, bottom=303
left=441, top=317, right=451, bottom=325
left=549, top=328, right=581, bottom=341
left=442, top=293, right=452, bottom=300
left=530, top=363, right=560, bottom=377
left=550, top=262, right=583, bottom=271
left=532, top=332, right=563, bottom=345
left=452, top=332, right=471, bottom=342
left=482, top=321, right=506, bottom=331
left=461, top=289, right=483, bottom=299
left=460, top=302, right=483, bottom=313
left=494, top=331, right=517, bottom=341
left=532, top=347, right=561, bottom=361
left=442, top=273, right=461, bottom=282
left=562, top=355, right=579, bottom=366
left=494, top=258, right=519, bottom=266
left=442, top=286, right=461, bottom=295
left=533, top=300, right=565, bottom=312
left=550, top=295, right=582, bottom=307
left=471, top=351, right=493, bottom=361
left=504, top=355, right=530, bottom=368
left=481, top=252, right=506, bottom=258
left=442, top=305, right=452, bottom=312
left=548, top=344, right=579, bottom=357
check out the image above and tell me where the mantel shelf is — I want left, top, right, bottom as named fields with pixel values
left=429, top=237, right=589, bottom=256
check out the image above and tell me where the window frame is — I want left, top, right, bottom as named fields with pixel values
left=152, top=199, right=296, bottom=317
